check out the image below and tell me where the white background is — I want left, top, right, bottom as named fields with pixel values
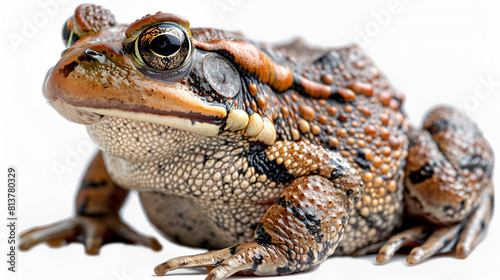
left=1, top=0, right=499, bottom=279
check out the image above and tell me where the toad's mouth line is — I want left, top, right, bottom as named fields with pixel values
left=48, top=98, right=225, bottom=136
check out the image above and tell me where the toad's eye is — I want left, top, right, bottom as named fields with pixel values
left=135, top=24, right=191, bottom=71
left=124, top=13, right=194, bottom=81
left=61, top=17, right=80, bottom=48
left=149, top=33, right=181, bottom=56
left=61, top=4, right=116, bottom=48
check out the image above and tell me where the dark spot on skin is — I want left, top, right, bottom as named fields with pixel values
left=274, top=196, right=288, bottom=206
left=353, top=150, right=371, bottom=170
left=158, top=164, right=165, bottom=175
left=409, top=163, right=435, bottom=184
left=438, top=234, right=455, bottom=254
left=59, top=61, right=78, bottom=78
left=276, top=197, right=323, bottom=243
left=329, top=87, right=347, bottom=104
left=331, top=169, right=344, bottom=179
left=255, top=223, right=272, bottom=245
left=307, top=249, right=314, bottom=262
left=458, top=154, right=493, bottom=178
left=243, top=144, right=295, bottom=184
left=480, top=221, right=486, bottom=231
left=408, top=133, right=430, bottom=147
left=443, top=205, right=454, bottom=217
left=426, top=119, right=460, bottom=134
left=251, top=254, right=263, bottom=271
left=81, top=180, right=106, bottom=189
left=229, top=245, right=238, bottom=255
left=77, top=198, right=88, bottom=215
left=346, top=189, right=353, bottom=196
left=214, top=260, right=223, bottom=266
left=460, top=200, right=466, bottom=211
left=276, top=265, right=291, bottom=275
left=341, top=215, right=347, bottom=225
left=329, top=156, right=350, bottom=179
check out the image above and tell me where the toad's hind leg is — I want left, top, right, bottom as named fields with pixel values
left=377, top=106, right=494, bottom=264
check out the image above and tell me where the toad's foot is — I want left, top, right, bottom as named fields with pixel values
left=376, top=186, right=493, bottom=264
left=19, top=214, right=161, bottom=254
left=155, top=242, right=292, bottom=279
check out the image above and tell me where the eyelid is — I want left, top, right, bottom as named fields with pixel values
left=124, top=13, right=191, bottom=44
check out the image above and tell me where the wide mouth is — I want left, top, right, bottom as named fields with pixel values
left=43, top=64, right=227, bottom=136
left=47, top=97, right=225, bottom=136
left=42, top=43, right=228, bottom=136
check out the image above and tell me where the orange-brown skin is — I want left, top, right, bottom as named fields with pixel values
left=44, top=38, right=226, bottom=122
left=125, top=12, right=191, bottom=38
left=20, top=4, right=494, bottom=280
left=76, top=151, right=127, bottom=215
left=72, top=4, right=116, bottom=37
left=193, top=38, right=294, bottom=92
left=404, top=107, right=493, bottom=225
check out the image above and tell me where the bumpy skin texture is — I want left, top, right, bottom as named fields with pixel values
left=20, top=4, right=494, bottom=279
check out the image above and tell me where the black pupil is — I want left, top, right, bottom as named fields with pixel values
left=150, top=34, right=181, bottom=56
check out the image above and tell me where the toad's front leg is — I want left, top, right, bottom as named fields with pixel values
left=155, top=141, right=362, bottom=279
left=19, top=152, right=161, bottom=254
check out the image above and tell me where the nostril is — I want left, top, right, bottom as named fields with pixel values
left=82, top=49, right=106, bottom=63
